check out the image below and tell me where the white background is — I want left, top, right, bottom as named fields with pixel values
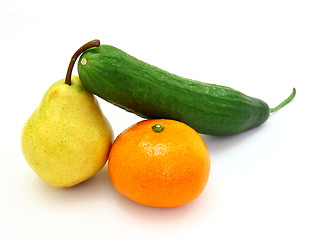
left=1, top=1, right=319, bottom=239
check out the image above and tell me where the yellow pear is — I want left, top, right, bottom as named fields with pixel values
left=21, top=40, right=113, bottom=187
left=21, top=76, right=113, bottom=187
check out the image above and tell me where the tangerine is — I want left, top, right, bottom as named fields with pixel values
left=108, top=119, right=211, bottom=207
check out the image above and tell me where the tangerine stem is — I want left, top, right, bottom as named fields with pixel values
left=152, top=124, right=164, bottom=133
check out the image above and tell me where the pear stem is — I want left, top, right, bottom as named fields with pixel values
left=65, top=39, right=100, bottom=85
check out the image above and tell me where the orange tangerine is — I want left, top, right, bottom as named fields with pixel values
left=108, top=119, right=211, bottom=207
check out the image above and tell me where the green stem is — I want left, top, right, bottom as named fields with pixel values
left=152, top=124, right=165, bottom=133
left=270, top=88, right=296, bottom=113
left=65, top=39, right=100, bottom=85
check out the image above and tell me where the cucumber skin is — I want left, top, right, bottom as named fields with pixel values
left=77, top=45, right=270, bottom=136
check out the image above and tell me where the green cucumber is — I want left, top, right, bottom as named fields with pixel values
left=76, top=40, right=296, bottom=136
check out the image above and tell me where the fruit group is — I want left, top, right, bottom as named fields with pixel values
left=78, top=42, right=296, bottom=136
left=108, top=119, right=211, bottom=207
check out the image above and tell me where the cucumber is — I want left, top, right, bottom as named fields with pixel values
left=76, top=40, right=296, bottom=136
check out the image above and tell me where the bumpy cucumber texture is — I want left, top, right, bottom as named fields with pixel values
left=77, top=42, right=296, bottom=136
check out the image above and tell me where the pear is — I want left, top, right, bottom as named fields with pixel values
left=21, top=40, right=114, bottom=187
